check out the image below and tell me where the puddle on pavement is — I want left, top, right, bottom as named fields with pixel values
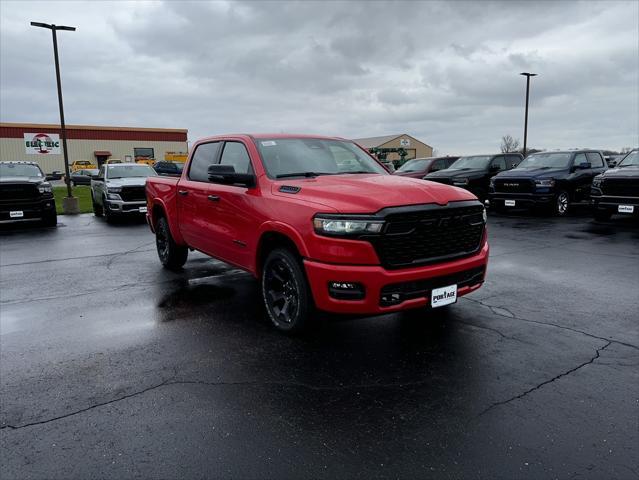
left=158, top=283, right=236, bottom=309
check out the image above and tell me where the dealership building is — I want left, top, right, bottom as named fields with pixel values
left=352, top=134, right=433, bottom=162
left=0, top=122, right=188, bottom=173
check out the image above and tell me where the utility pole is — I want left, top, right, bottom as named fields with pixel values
left=520, top=72, right=537, bottom=158
left=30, top=21, right=79, bottom=213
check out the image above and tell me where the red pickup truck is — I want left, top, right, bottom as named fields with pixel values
left=146, top=134, right=489, bottom=332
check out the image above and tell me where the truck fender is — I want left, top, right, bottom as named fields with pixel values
left=151, top=198, right=186, bottom=246
left=255, top=221, right=310, bottom=271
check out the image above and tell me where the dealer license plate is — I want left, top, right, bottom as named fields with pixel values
left=139, top=206, right=148, bottom=213
left=431, top=284, right=457, bottom=308
left=504, top=200, right=516, bottom=207
left=618, top=205, right=634, bottom=214
left=10, top=211, right=24, bottom=218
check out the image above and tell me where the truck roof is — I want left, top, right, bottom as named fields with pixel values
left=194, top=133, right=349, bottom=143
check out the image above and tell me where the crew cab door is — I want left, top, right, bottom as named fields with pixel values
left=570, top=153, right=593, bottom=200
left=205, top=140, right=260, bottom=269
left=176, top=141, right=222, bottom=249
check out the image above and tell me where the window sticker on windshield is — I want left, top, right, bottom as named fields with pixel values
left=261, top=141, right=276, bottom=147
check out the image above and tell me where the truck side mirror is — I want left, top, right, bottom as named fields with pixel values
left=208, top=164, right=256, bottom=188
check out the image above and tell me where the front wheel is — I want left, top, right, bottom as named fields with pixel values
left=92, top=192, right=103, bottom=217
left=42, top=210, right=57, bottom=227
left=554, top=190, right=570, bottom=216
left=155, top=216, right=188, bottom=270
left=261, top=248, right=313, bottom=333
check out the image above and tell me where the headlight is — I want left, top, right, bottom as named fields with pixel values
left=38, top=183, right=52, bottom=193
left=453, top=178, right=469, bottom=186
left=107, top=193, right=122, bottom=200
left=592, top=176, right=603, bottom=188
left=534, top=179, right=555, bottom=188
left=107, top=187, right=122, bottom=193
left=313, top=216, right=384, bottom=236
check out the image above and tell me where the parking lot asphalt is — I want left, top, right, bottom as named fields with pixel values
left=1, top=212, right=638, bottom=479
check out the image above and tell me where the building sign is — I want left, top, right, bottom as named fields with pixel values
left=24, top=133, right=61, bottom=155
left=399, top=138, right=410, bottom=147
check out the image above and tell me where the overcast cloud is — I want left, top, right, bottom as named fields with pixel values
left=1, top=0, right=637, bottom=154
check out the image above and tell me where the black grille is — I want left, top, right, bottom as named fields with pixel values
left=369, top=204, right=485, bottom=269
left=493, top=178, right=534, bottom=193
left=601, top=179, right=639, bottom=197
left=0, top=184, right=39, bottom=203
left=119, top=186, right=146, bottom=202
left=380, top=266, right=485, bottom=306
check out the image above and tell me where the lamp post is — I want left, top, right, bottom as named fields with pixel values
left=30, top=21, right=79, bottom=213
left=520, top=72, right=537, bottom=157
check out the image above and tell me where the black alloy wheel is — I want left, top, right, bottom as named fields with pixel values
left=555, top=190, right=570, bottom=216
left=155, top=217, right=188, bottom=270
left=261, top=248, right=312, bottom=333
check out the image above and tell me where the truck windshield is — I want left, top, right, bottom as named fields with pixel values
left=396, top=159, right=430, bottom=173
left=618, top=151, right=638, bottom=167
left=107, top=165, right=157, bottom=179
left=256, top=138, right=387, bottom=179
left=0, top=163, right=43, bottom=177
left=448, top=156, right=492, bottom=170
left=517, top=153, right=572, bottom=169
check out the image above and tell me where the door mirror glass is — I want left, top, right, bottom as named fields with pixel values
left=207, top=164, right=256, bottom=188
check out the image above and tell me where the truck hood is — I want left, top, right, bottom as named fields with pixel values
left=599, top=166, right=639, bottom=179
left=425, top=168, right=486, bottom=181
left=271, top=174, right=476, bottom=213
left=494, top=167, right=568, bottom=180
left=105, top=177, right=150, bottom=188
left=0, top=176, right=45, bottom=184
left=392, top=170, right=428, bottom=179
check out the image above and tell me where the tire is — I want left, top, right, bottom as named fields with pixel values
left=261, top=248, right=313, bottom=333
left=92, top=193, right=103, bottom=217
left=103, top=197, right=115, bottom=223
left=42, top=210, right=57, bottom=227
left=594, top=209, right=612, bottom=221
left=554, top=190, right=570, bottom=216
left=155, top=216, right=188, bottom=270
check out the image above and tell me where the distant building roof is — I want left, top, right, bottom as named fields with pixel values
left=352, top=133, right=432, bottom=149
left=352, top=134, right=404, bottom=148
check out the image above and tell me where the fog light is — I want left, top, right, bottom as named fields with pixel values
left=328, top=281, right=365, bottom=300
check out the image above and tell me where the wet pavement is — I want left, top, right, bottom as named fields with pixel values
left=1, top=212, right=638, bottom=479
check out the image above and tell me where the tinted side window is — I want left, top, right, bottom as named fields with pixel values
left=491, top=156, right=507, bottom=171
left=189, top=142, right=221, bottom=182
left=431, top=159, right=446, bottom=171
left=446, top=158, right=458, bottom=167
left=506, top=155, right=521, bottom=169
left=219, top=142, right=253, bottom=174
left=573, top=153, right=588, bottom=167
left=586, top=152, right=604, bottom=168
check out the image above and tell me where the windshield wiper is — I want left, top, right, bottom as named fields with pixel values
left=340, top=170, right=377, bottom=174
left=275, top=172, right=336, bottom=179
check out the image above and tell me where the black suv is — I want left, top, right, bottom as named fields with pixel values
left=0, top=161, right=57, bottom=226
left=591, top=149, right=639, bottom=221
left=489, top=150, right=607, bottom=216
left=424, top=153, right=523, bottom=201
left=153, top=161, right=184, bottom=176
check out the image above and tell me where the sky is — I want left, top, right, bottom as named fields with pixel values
left=1, top=0, right=637, bottom=155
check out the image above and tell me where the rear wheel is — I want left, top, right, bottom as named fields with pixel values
left=155, top=216, right=188, bottom=270
left=554, top=190, right=570, bottom=216
left=261, top=248, right=313, bottom=333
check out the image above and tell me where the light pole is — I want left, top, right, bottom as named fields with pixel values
left=30, top=21, right=79, bottom=213
left=520, top=72, right=537, bottom=157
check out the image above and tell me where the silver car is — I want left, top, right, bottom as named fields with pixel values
left=90, top=163, right=156, bottom=221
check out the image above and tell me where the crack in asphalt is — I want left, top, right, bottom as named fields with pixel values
left=0, top=377, right=445, bottom=431
left=105, top=242, right=155, bottom=270
left=1, top=246, right=155, bottom=268
left=477, top=341, right=612, bottom=417
left=454, top=319, right=524, bottom=342
left=462, top=296, right=639, bottom=352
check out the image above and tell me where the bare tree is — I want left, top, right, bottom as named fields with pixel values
left=500, top=135, right=521, bottom=153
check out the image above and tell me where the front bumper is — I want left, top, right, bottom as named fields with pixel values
left=0, top=198, right=56, bottom=223
left=105, top=199, right=147, bottom=214
left=303, top=241, right=489, bottom=315
left=489, top=191, right=555, bottom=208
left=591, top=194, right=639, bottom=214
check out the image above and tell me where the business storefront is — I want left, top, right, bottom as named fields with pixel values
left=0, top=122, right=188, bottom=173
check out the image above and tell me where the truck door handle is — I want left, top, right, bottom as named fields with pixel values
left=178, top=190, right=189, bottom=196
left=207, top=195, right=220, bottom=202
